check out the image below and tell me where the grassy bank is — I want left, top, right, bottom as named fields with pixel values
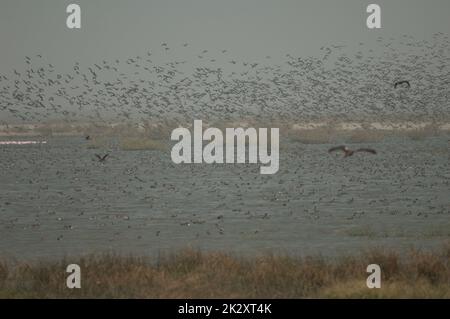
left=0, top=246, right=449, bottom=298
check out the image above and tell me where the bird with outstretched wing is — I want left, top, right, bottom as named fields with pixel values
left=95, top=154, right=109, bottom=162
left=355, top=148, right=377, bottom=155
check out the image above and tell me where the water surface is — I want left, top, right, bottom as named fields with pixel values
left=0, top=136, right=449, bottom=260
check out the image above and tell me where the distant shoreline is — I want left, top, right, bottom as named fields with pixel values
left=0, top=121, right=449, bottom=137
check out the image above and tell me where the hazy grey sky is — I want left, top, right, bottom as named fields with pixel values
left=0, top=0, right=449, bottom=72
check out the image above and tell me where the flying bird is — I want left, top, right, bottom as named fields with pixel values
left=95, top=154, right=109, bottom=162
left=328, top=145, right=377, bottom=158
left=394, top=80, right=411, bottom=89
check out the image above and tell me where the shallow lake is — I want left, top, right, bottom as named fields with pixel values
left=0, top=136, right=449, bottom=260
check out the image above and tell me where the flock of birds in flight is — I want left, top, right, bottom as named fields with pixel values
left=0, top=33, right=449, bottom=127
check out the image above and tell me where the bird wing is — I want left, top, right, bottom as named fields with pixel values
left=328, top=145, right=346, bottom=153
left=101, top=154, right=109, bottom=161
left=328, top=145, right=345, bottom=153
left=355, top=148, right=377, bottom=154
left=95, top=154, right=102, bottom=160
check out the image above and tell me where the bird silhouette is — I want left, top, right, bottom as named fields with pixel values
left=95, top=154, right=109, bottom=162
left=394, top=80, right=411, bottom=89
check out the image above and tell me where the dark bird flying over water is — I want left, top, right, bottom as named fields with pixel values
left=95, top=154, right=109, bottom=162
left=328, top=145, right=377, bottom=158
left=394, top=80, right=411, bottom=89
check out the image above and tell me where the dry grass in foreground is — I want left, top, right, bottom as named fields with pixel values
left=0, top=246, right=449, bottom=298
